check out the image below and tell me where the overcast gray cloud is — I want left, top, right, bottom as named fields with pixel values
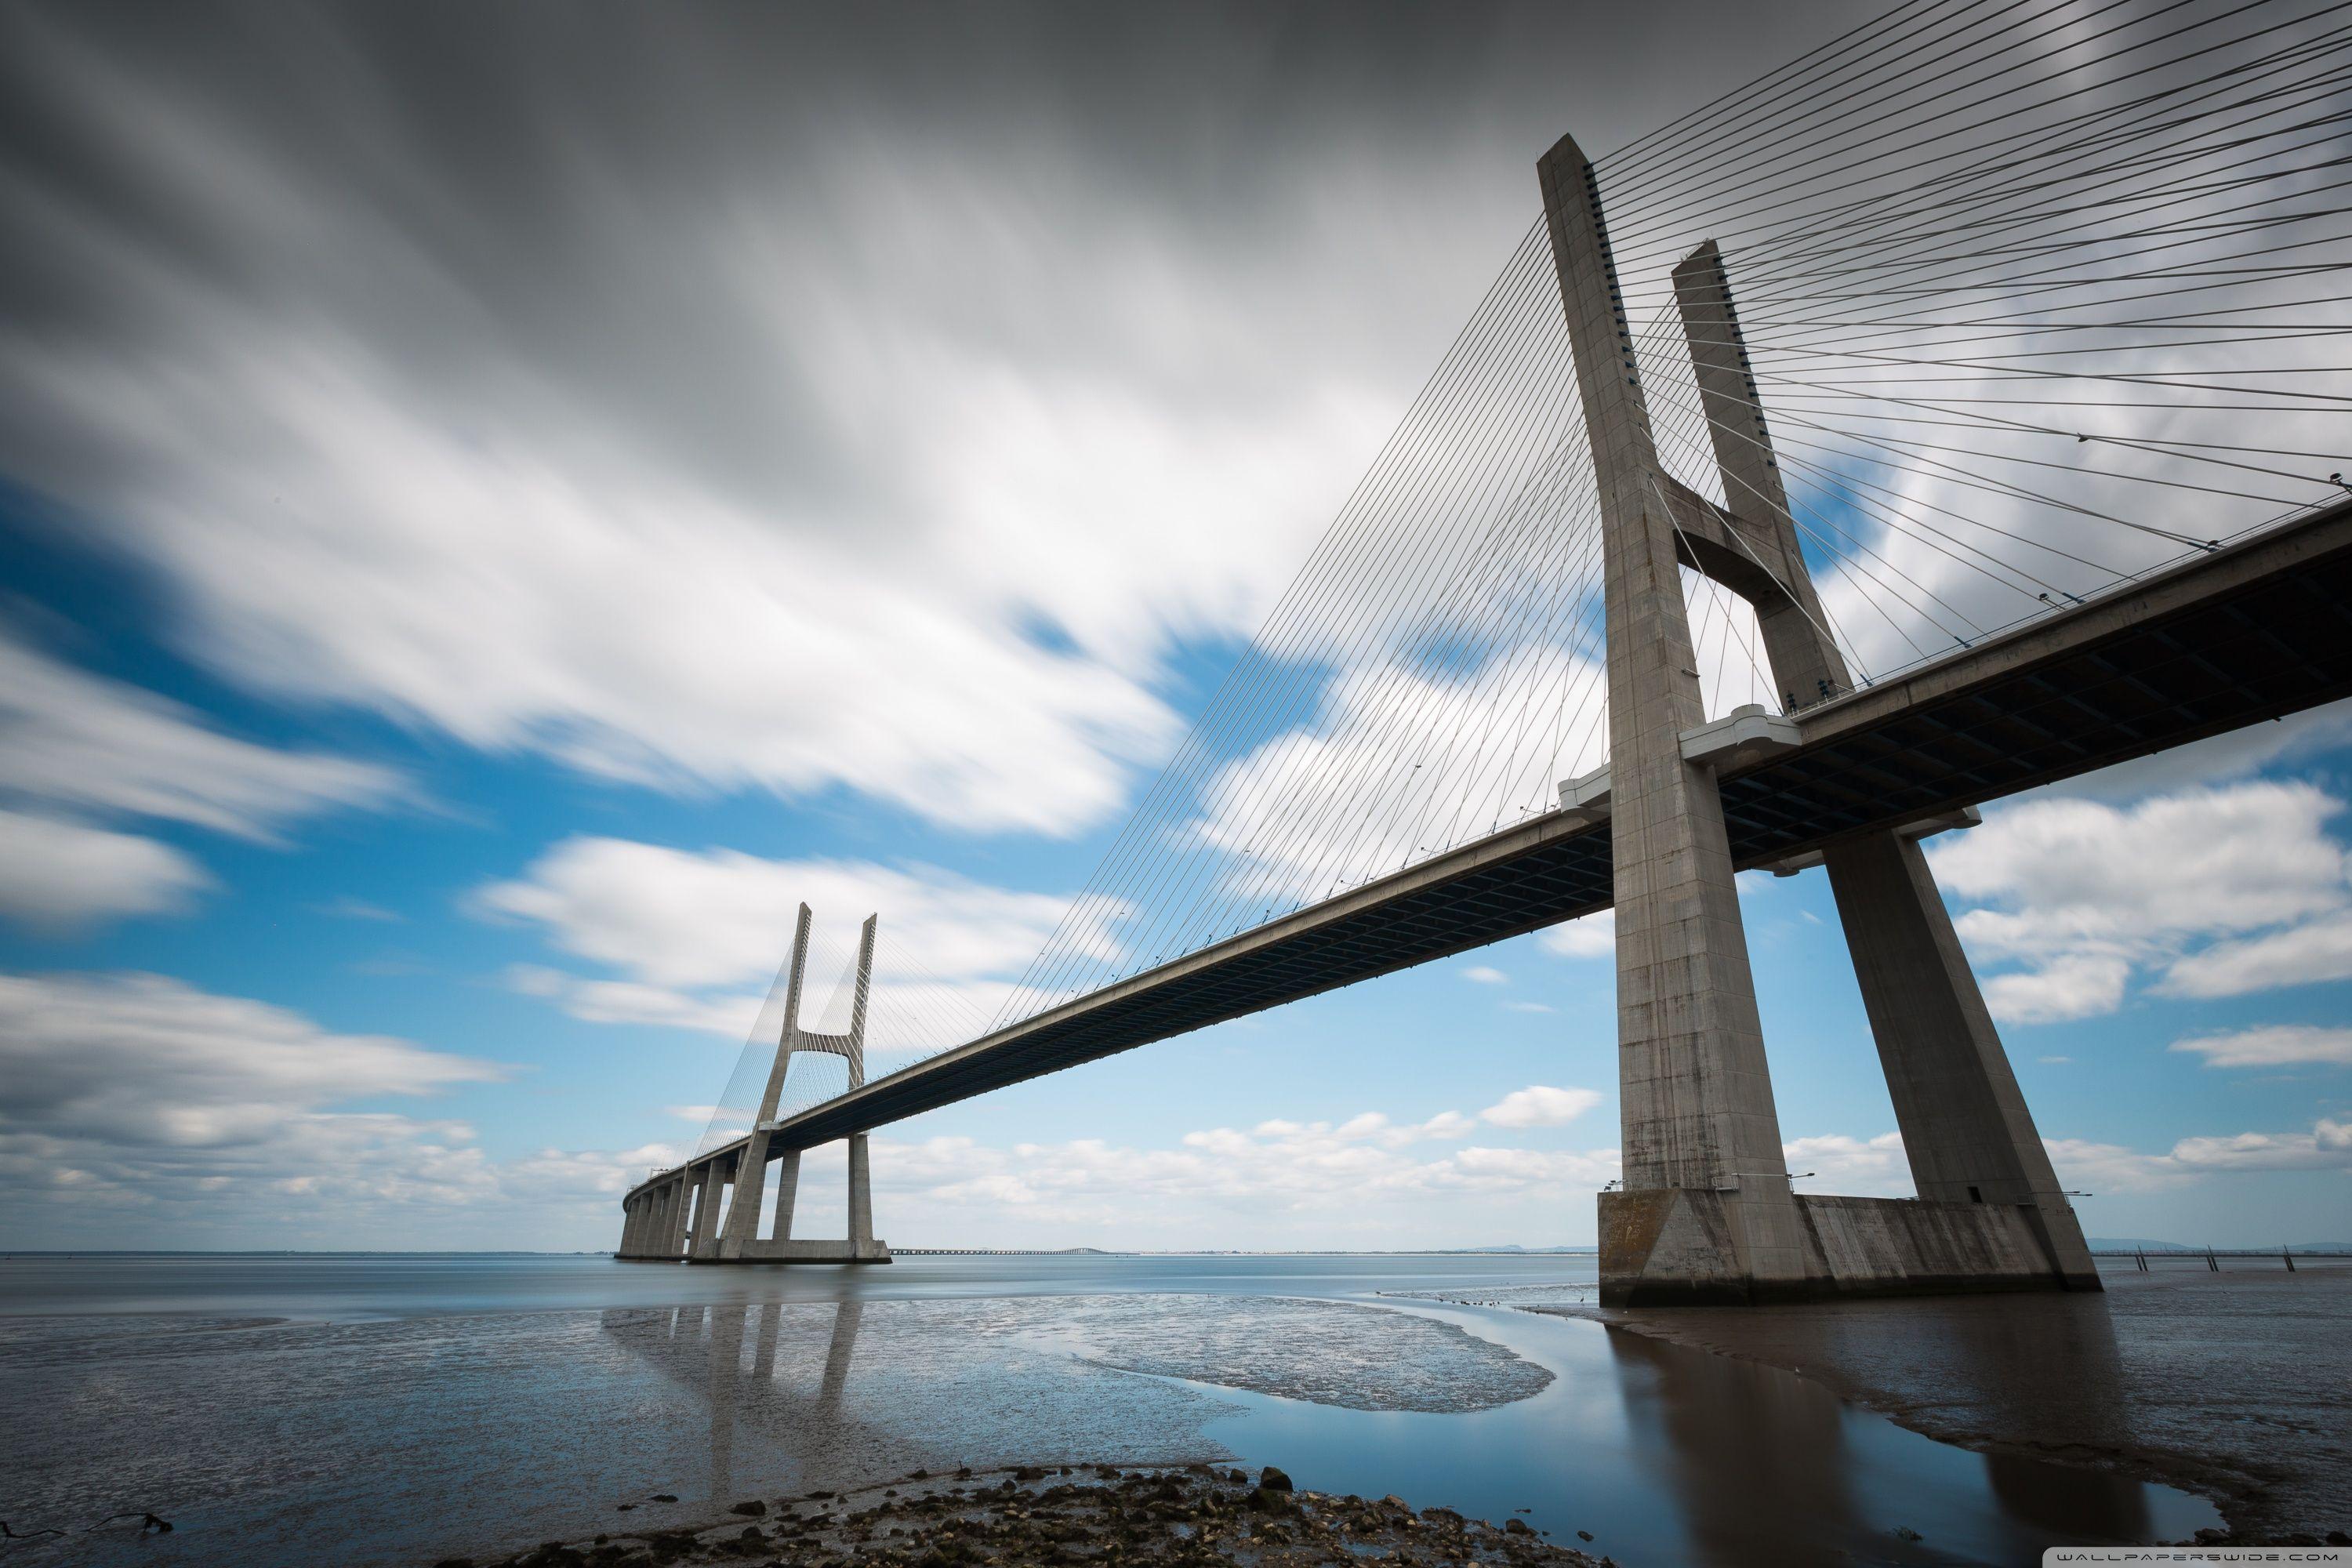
left=0, top=0, right=1886, bottom=837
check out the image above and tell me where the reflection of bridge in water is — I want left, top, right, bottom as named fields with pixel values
left=589, top=1272, right=2201, bottom=1559
left=600, top=1298, right=869, bottom=1506
left=619, top=5, right=2352, bottom=1305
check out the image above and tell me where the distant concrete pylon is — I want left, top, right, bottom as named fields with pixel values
left=616, top=903, right=891, bottom=1264
left=1539, top=131, right=2095, bottom=1304
left=711, top=903, right=889, bottom=1262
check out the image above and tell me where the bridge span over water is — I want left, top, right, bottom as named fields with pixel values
left=619, top=486, right=2352, bottom=1290
left=619, top=13, right=2352, bottom=1303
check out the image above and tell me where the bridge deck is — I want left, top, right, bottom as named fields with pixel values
left=636, top=500, right=2352, bottom=1197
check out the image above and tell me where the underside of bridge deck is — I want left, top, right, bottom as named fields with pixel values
left=631, top=497, right=2352, bottom=1202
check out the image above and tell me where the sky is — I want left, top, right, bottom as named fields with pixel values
left=2, top=0, right=2348, bottom=1254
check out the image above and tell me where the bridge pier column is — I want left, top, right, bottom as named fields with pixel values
left=1542, top=133, right=1820, bottom=1306
left=698, top=1155, right=743, bottom=1262
left=1824, top=833, right=2100, bottom=1287
left=619, top=1193, right=646, bottom=1257
left=1671, top=234, right=2098, bottom=1294
left=660, top=1174, right=690, bottom=1258
left=718, top=1134, right=771, bottom=1260
left=848, top=1133, right=873, bottom=1244
left=771, top=1148, right=801, bottom=1242
left=684, top=1163, right=721, bottom=1261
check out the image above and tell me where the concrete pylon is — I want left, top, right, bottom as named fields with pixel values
left=709, top=905, right=890, bottom=1264
left=1540, top=134, right=1818, bottom=1305
left=1669, top=239, right=2098, bottom=1293
left=1668, top=240, right=1848, bottom=711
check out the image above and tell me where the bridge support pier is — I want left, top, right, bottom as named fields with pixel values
left=1544, top=132, right=2094, bottom=1303
left=1823, top=833, right=2099, bottom=1287
left=691, top=905, right=891, bottom=1265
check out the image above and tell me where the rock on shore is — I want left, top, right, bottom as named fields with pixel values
left=435, top=1465, right=1610, bottom=1567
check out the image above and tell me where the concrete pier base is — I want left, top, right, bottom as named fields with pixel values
left=1600, top=1189, right=2088, bottom=1305
left=720, top=1238, right=893, bottom=1264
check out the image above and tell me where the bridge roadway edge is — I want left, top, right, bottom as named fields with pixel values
left=629, top=497, right=2352, bottom=1207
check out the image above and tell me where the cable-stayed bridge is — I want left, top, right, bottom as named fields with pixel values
left=618, top=0, right=2352, bottom=1304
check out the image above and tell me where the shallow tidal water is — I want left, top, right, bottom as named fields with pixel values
left=0, top=1253, right=2223, bottom=1567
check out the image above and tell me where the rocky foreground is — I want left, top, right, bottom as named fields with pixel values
left=431, top=1465, right=1612, bottom=1568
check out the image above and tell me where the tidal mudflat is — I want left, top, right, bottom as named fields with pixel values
left=0, top=1253, right=2265, bottom=1566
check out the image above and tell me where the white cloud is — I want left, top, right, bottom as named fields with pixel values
left=0, top=968, right=689, bottom=1246
left=2158, top=912, right=2352, bottom=1000
left=0, top=971, right=503, bottom=1140
left=1931, top=782, right=2352, bottom=1022
left=1538, top=910, right=1613, bottom=960
left=0, top=808, right=212, bottom=927
left=1503, top=1000, right=1555, bottom=1014
left=2169, top=1120, right=2352, bottom=1172
left=2045, top=1120, right=2352, bottom=1194
left=2042, top=1137, right=2192, bottom=1195
left=0, top=623, right=405, bottom=843
left=1462, top=964, right=1507, bottom=985
left=2169, top=1025, right=2352, bottom=1069
left=0, top=626, right=405, bottom=931
left=1479, top=1085, right=1602, bottom=1128
left=474, top=837, right=1113, bottom=1054
left=0, top=13, right=1460, bottom=840
left=829, top=1113, right=1624, bottom=1240
left=1181, top=646, right=1607, bottom=923
left=476, top=837, right=1098, bottom=990
left=1781, top=1121, right=2352, bottom=1201
left=1782, top=1131, right=1911, bottom=1196
left=1980, top=954, right=2130, bottom=1025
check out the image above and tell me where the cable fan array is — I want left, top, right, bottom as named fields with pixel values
left=701, top=0, right=2350, bottom=1127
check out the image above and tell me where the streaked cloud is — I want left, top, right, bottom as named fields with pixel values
left=2169, top=1025, right=2352, bottom=1070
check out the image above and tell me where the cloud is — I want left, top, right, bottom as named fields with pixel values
left=824, top=1112, right=1624, bottom=1239
left=1931, top=782, right=2352, bottom=1022
left=2169, top=1025, right=2352, bottom=1069
left=2169, top=1119, right=2352, bottom=1172
left=1181, top=646, right=1607, bottom=926
left=313, top=896, right=403, bottom=922
left=477, top=838, right=1098, bottom=990
left=0, top=622, right=405, bottom=843
left=0, top=625, right=405, bottom=930
left=1538, top=911, right=1613, bottom=960
left=1462, top=964, right=1507, bottom=985
left=0, top=808, right=212, bottom=927
left=2158, top=913, right=2352, bottom=1000
left=0, top=971, right=503, bottom=1140
left=0, top=968, right=691, bottom=1246
left=1479, top=1085, right=1602, bottom=1127
left=1782, top=1131, right=1910, bottom=1196
left=474, top=837, right=1114, bottom=1054
left=1503, top=1000, right=1555, bottom=1013
left=1786, top=1123, right=2352, bottom=1200
left=4, top=5, right=1586, bottom=840
left=1979, top=954, right=2130, bottom=1025
left=2045, top=1120, right=2352, bottom=1194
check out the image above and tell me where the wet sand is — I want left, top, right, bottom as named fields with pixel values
left=1533, top=1262, right=2352, bottom=1544
left=442, top=1465, right=1608, bottom=1568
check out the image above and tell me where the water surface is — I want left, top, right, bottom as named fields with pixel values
left=0, top=1253, right=2220, bottom=1566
